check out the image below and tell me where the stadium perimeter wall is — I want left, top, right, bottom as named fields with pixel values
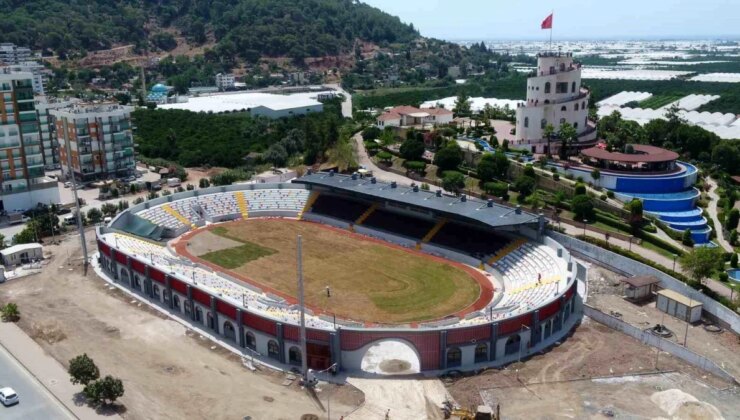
left=96, top=230, right=583, bottom=374
left=549, top=231, right=740, bottom=334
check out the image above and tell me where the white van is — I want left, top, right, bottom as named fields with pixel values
left=167, top=178, right=181, bottom=187
left=63, top=214, right=76, bottom=226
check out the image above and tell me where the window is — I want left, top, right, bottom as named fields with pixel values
left=153, top=285, right=160, bottom=300
left=556, top=82, right=568, bottom=94
left=223, top=321, right=236, bottom=341
left=560, top=105, right=567, bottom=112
left=572, top=81, right=576, bottom=93
left=559, top=63, right=565, bottom=72
left=195, top=307, right=203, bottom=323
left=447, top=347, right=462, bottom=368
left=289, top=346, right=302, bottom=365
left=582, top=101, right=586, bottom=109
left=475, top=343, right=488, bottom=363
left=524, top=117, right=529, bottom=128
left=540, top=119, right=547, bottom=129
left=134, top=275, right=140, bottom=289
left=544, top=100, right=550, bottom=104
left=544, top=82, right=551, bottom=94
left=245, top=332, right=256, bottom=350
left=504, top=334, right=521, bottom=356
left=574, top=122, right=579, bottom=129
left=207, top=312, right=215, bottom=329
left=575, top=103, right=579, bottom=111
left=268, top=340, right=280, bottom=359
left=173, top=295, right=180, bottom=311
left=560, top=118, right=566, bottom=126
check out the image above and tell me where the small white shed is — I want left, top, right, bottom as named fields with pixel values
left=1, top=243, right=43, bottom=266
left=656, top=289, right=702, bottom=324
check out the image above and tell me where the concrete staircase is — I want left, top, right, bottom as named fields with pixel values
left=235, top=191, right=249, bottom=219
left=487, top=238, right=527, bottom=265
left=421, top=218, right=448, bottom=243
left=298, top=192, right=320, bottom=220
left=355, top=203, right=379, bottom=225
left=163, top=204, right=195, bottom=229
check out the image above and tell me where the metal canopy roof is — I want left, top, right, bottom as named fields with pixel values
left=295, top=172, right=541, bottom=229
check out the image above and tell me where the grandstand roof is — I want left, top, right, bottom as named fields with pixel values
left=295, top=172, right=541, bottom=228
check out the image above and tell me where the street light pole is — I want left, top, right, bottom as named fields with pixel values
left=672, top=254, right=678, bottom=272
left=582, top=219, right=588, bottom=237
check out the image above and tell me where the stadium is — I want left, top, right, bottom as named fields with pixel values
left=94, top=171, right=585, bottom=375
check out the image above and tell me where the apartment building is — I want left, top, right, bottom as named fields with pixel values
left=34, top=96, right=81, bottom=170
left=0, top=69, right=60, bottom=211
left=50, top=103, right=135, bottom=182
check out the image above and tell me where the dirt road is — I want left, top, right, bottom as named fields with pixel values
left=0, top=230, right=361, bottom=419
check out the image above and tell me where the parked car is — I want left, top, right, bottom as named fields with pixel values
left=63, top=181, right=72, bottom=188
left=0, top=387, right=18, bottom=406
left=56, top=207, right=72, bottom=215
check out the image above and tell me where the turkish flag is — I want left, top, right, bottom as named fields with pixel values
left=541, top=13, right=553, bottom=29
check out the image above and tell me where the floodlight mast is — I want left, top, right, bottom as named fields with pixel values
left=297, top=235, right=309, bottom=383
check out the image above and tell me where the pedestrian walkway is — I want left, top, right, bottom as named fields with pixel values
left=706, top=178, right=734, bottom=252
left=0, top=322, right=114, bottom=420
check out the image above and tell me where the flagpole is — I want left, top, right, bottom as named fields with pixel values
left=549, top=10, right=553, bottom=52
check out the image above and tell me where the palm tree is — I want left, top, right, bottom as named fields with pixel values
left=557, top=122, right=577, bottom=160
left=542, top=123, right=555, bottom=158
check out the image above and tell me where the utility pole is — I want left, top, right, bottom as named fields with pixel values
left=62, top=119, right=88, bottom=272
left=297, top=235, right=308, bottom=385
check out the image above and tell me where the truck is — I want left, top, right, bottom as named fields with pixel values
left=166, top=177, right=181, bottom=188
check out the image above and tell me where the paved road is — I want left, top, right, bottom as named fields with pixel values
left=326, top=83, right=352, bottom=118
left=0, top=343, right=74, bottom=420
left=706, top=177, right=733, bottom=252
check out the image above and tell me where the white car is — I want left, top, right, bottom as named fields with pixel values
left=0, top=387, right=18, bottom=406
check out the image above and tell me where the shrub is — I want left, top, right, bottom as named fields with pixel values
left=523, top=164, right=535, bottom=177
left=513, top=175, right=536, bottom=197
left=442, top=171, right=465, bottom=195
left=199, top=178, right=211, bottom=188
left=403, top=160, right=427, bottom=173
left=552, top=173, right=560, bottom=181
left=730, top=229, right=738, bottom=246
left=574, top=183, right=586, bottom=196
left=565, top=173, right=574, bottom=180
left=133, top=197, right=144, bottom=205
left=725, top=208, right=740, bottom=231
left=606, top=190, right=615, bottom=198
left=87, top=208, right=103, bottom=224
left=682, top=229, right=694, bottom=246
left=420, top=183, right=430, bottom=191
left=186, top=183, right=195, bottom=191
left=84, top=375, right=124, bottom=407
left=600, top=194, right=607, bottom=201
left=572, top=195, right=595, bottom=221
left=719, top=272, right=729, bottom=282
left=483, top=181, right=509, bottom=198
left=1, top=302, right=19, bottom=322
left=731, top=253, right=738, bottom=268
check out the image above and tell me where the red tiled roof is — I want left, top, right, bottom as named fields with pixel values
left=425, top=107, right=453, bottom=116
left=581, top=144, right=679, bottom=163
left=377, top=112, right=401, bottom=121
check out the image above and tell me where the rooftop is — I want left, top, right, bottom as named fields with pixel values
left=295, top=172, right=540, bottom=229
left=581, top=144, right=679, bottom=163
left=158, top=91, right=331, bottom=113
left=657, top=289, right=703, bottom=308
left=620, top=275, right=660, bottom=288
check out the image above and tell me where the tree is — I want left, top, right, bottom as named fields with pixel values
left=453, top=92, right=471, bottom=117
left=433, top=142, right=463, bottom=174
left=1, top=303, right=19, bottom=322
left=680, top=247, right=723, bottom=284
left=84, top=375, right=124, bottom=407
left=198, top=178, right=210, bottom=188
left=574, top=183, right=587, bottom=196
left=725, top=208, right=740, bottom=231
left=263, top=143, right=288, bottom=167
left=625, top=199, right=643, bottom=226
left=557, top=122, right=577, bottom=160
left=513, top=175, right=536, bottom=198
left=100, top=203, right=118, bottom=217
left=572, top=195, right=595, bottom=221
left=361, top=126, right=381, bottom=142
left=399, top=137, right=425, bottom=161
left=483, top=182, right=508, bottom=199
left=326, top=138, right=357, bottom=172
left=477, top=150, right=509, bottom=184
left=731, top=253, right=738, bottom=268
left=591, top=168, right=601, bottom=187
left=730, top=230, right=738, bottom=246
left=542, top=123, right=555, bottom=158
left=526, top=189, right=545, bottom=210
left=682, top=229, right=694, bottom=247
left=13, top=225, right=37, bottom=245
left=68, top=354, right=100, bottom=386
left=87, top=208, right=103, bottom=224
left=442, top=171, right=465, bottom=195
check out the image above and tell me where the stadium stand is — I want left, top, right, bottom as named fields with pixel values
left=362, top=208, right=436, bottom=239
left=309, top=194, right=370, bottom=221
left=431, top=221, right=510, bottom=258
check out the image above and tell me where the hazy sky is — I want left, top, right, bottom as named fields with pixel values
left=362, top=0, right=739, bottom=40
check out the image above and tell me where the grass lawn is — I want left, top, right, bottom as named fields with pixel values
left=188, top=220, right=480, bottom=323
left=199, top=226, right=277, bottom=269
left=640, top=239, right=678, bottom=259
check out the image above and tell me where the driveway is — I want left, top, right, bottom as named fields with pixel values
left=705, top=177, right=734, bottom=252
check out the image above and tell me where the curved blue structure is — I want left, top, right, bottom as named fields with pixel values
left=550, top=162, right=711, bottom=244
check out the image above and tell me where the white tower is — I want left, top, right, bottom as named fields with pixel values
left=513, top=52, right=596, bottom=154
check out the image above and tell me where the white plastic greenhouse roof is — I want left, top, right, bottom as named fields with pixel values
left=158, top=91, right=330, bottom=113
left=582, top=69, right=691, bottom=80
left=596, top=91, right=652, bottom=107
left=597, top=105, right=739, bottom=139
left=420, top=96, right=523, bottom=112
left=689, top=73, right=740, bottom=83
left=660, top=94, right=720, bottom=111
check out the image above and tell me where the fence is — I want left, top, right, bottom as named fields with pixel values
left=550, top=231, right=740, bottom=334
left=584, top=305, right=737, bottom=384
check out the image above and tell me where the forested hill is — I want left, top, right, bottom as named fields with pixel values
left=0, top=0, right=419, bottom=60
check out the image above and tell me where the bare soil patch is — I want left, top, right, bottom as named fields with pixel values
left=183, top=219, right=483, bottom=324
